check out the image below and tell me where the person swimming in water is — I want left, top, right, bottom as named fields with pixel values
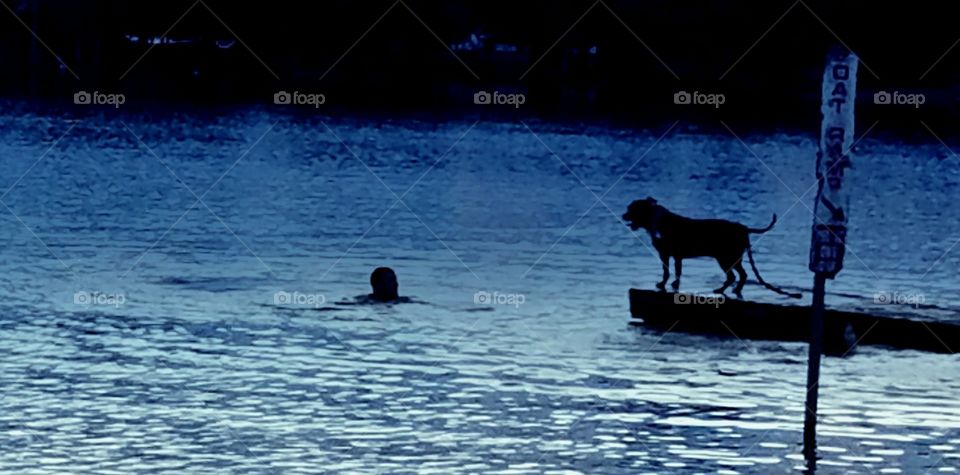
left=369, top=266, right=400, bottom=302
left=340, top=266, right=413, bottom=305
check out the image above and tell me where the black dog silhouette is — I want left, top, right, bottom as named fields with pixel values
left=622, top=197, right=801, bottom=299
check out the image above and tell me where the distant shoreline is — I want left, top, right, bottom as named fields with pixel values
left=3, top=95, right=957, bottom=148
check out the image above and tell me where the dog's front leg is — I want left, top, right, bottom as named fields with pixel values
left=656, top=252, right=670, bottom=291
left=671, top=258, right=682, bottom=291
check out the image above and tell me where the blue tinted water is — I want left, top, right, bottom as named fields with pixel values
left=0, top=104, right=958, bottom=473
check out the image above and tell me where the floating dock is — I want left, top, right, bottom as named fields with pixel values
left=629, top=289, right=959, bottom=355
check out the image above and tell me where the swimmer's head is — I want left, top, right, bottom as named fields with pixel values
left=370, top=267, right=399, bottom=302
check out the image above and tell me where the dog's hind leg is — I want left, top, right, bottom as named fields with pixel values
left=713, top=259, right=735, bottom=295
left=656, top=252, right=670, bottom=291
left=732, top=260, right=748, bottom=299
left=671, top=258, right=682, bottom=291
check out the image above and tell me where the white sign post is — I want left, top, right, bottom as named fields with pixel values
left=810, top=50, right=857, bottom=278
left=804, top=48, right=858, bottom=466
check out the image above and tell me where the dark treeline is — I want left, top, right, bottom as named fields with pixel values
left=1, top=0, right=958, bottom=130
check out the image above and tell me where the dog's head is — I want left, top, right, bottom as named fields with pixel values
left=622, top=197, right=659, bottom=231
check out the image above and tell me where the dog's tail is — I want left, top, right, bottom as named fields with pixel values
left=747, top=246, right=803, bottom=299
left=747, top=214, right=777, bottom=234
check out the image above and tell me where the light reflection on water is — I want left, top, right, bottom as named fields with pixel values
left=0, top=106, right=958, bottom=473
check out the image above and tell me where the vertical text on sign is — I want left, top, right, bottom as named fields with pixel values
left=810, top=50, right=857, bottom=277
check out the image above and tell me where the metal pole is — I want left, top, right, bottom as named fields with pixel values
left=803, top=273, right=827, bottom=465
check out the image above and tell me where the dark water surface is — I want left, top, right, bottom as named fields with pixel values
left=0, top=105, right=958, bottom=473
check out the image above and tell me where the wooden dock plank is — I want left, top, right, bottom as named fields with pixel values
left=629, top=289, right=959, bottom=355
